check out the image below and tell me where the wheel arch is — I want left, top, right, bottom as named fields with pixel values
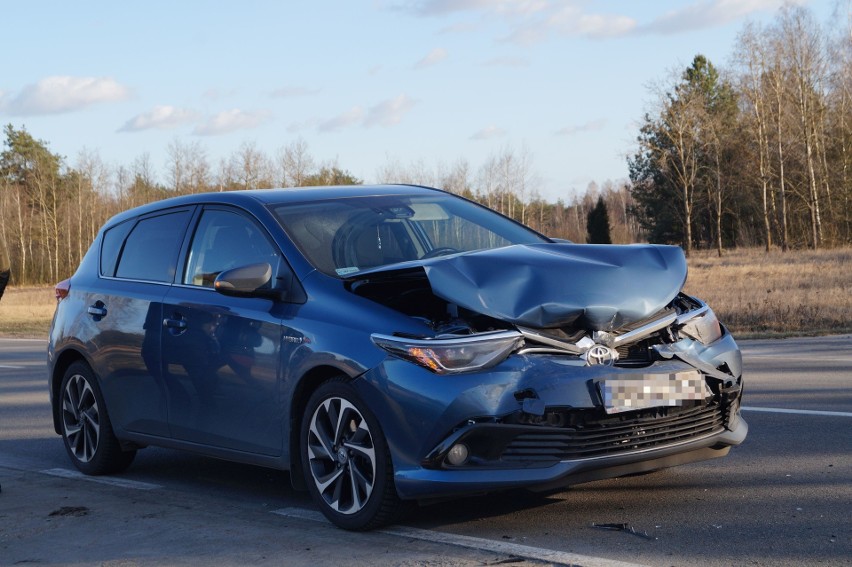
left=50, top=348, right=91, bottom=434
left=288, top=364, right=358, bottom=491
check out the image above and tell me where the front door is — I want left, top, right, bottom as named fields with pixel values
left=161, top=207, right=285, bottom=455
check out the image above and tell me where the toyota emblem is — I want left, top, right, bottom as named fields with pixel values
left=584, top=344, right=617, bottom=366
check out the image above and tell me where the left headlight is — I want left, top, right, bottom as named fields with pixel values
left=371, top=331, right=524, bottom=375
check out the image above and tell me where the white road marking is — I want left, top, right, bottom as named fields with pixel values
left=41, top=468, right=161, bottom=490
left=272, top=507, right=650, bottom=567
left=742, top=406, right=852, bottom=418
left=0, top=365, right=25, bottom=369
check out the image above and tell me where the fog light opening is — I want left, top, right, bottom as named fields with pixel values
left=447, top=443, right=469, bottom=466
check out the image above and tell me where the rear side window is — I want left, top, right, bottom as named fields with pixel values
left=100, top=220, right=133, bottom=277
left=114, top=211, right=191, bottom=282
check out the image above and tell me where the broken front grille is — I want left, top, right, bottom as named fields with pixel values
left=500, top=402, right=726, bottom=463
left=422, top=383, right=742, bottom=470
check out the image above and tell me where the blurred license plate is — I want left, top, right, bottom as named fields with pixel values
left=600, top=370, right=708, bottom=414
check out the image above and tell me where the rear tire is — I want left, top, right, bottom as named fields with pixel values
left=301, top=377, right=403, bottom=530
left=59, top=361, right=136, bottom=475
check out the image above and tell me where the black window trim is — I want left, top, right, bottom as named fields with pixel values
left=100, top=205, right=196, bottom=285
left=171, top=204, right=306, bottom=303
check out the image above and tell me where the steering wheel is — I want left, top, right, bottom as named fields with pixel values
left=421, top=247, right=459, bottom=259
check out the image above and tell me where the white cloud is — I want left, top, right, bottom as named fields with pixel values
left=398, top=1, right=637, bottom=42
left=555, top=118, right=607, bottom=136
left=271, top=86, right=321, bottom=98
left=414, top=48, right=448, bottom=69
left=318, top=106, right=365, bottom=132
left=365, top=95, right=417, bottom=127
left=398, top=0, right=495, bottom=16
left=506, top=6, right=637, bottom=42
left=639, top=0, right=794, bottom=35
left=118, top=105, right=197, bottom=132
left=3, top=76, right=129, bottom=116
left=193, top=109, right=272, bottom=136
left=572, top=14, right=636, bottom=38
left=397, top=0, right=791, bottom=42
left=400, top=0, right=551, bottom=17
left=317, top=95, right=417, bottom=132
left=470, top=125, right=507, bottom=140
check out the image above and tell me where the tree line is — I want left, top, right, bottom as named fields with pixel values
left=631, top=4, right=851, bottom=255
left=0, top=126, right=639, bottom=286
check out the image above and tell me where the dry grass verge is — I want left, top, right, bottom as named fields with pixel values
left=0, top=286, right=56, bottom=338
left=684, top=247, right=852, bottom=338
left=0, top=247, right=849, bottom=339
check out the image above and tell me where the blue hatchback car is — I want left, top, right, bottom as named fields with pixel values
left=48, top=185, right=747, bottom=529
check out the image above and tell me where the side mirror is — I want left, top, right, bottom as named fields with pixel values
left=214, top=263, right=280, bottom=299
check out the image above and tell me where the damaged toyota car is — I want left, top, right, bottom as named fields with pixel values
left=48, top=184, right=747, bottom=530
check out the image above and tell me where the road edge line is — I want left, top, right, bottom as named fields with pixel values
left=272, top=507, right=650, bottom=567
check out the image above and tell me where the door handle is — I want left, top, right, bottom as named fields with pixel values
left=87, top=302, right=107, bottom=320
left=163, top=318, right=188, bottom=331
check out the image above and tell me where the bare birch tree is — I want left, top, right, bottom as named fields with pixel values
left=278, top=138, right=316, bottom=187
left=779, top=5, right=827, bottom=248
left=734, top=23, right=775, bottom=251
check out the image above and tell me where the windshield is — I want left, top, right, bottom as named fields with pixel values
left=272, top=193, right=548, bottom=277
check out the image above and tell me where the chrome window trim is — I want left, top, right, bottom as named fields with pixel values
left=96, top=275, right=172, bottom=287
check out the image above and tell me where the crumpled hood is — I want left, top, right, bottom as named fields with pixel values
left=420, top=243, right=687, bottom=331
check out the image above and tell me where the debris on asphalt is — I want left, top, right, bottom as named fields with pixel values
left=591, top=522, right=657, bottom=541
left=48, top=506, right=89, bottom=517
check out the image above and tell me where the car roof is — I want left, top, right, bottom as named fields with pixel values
left=104, top=184, right=447, bottom=226
left=247, top=184, right=445, bottom=204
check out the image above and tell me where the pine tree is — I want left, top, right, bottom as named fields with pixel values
left=586, top=196, right=612, bottom=244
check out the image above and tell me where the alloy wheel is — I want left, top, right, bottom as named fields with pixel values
left=61, top=373, right=100, bottom=463
left=306, top=397, right=377, bottom=515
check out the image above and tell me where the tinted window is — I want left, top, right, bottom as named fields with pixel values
left=100, top=220, right=133, bottom=277
left=184, top=209, right=281, bottom=288
left=115, top=211, right=190, bottom=282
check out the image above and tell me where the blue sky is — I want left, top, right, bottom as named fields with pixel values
left=0, top=0, right=839, bottom=202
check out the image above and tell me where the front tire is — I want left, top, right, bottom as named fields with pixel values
left=301, top=377, right=403, bottom=530
left=59, top=361, right=136, bottom=475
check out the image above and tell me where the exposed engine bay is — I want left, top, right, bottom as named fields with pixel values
left=347, top=243, right=723, bottom=372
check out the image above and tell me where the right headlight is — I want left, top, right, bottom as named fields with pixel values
left=371, top=331, right=524, bottom=375
left=679, top=307, right=723, bottom=345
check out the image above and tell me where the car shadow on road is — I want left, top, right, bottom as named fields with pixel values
left=405, top=488, right=564, bottom=528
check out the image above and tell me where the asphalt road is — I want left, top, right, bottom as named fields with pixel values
left=1, top=335, right=850, bottom=567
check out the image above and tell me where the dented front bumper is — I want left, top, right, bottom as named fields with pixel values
left=355, top=331, right=746, bottom=501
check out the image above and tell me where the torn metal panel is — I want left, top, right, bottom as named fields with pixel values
left=655, top=340, right=736, bottom=381
left=421, top=243, right=687, bottom=331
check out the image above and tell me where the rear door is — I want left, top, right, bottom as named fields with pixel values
left=91, top=208, right=193, bottom=438
left=160, top=206, right=286, bottom=455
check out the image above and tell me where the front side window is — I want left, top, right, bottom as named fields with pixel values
left=184, top=209, right=281, bottom=288
left=273, top=194, right=547, bottom=277
left=115, top=211, right=190, bottom=282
